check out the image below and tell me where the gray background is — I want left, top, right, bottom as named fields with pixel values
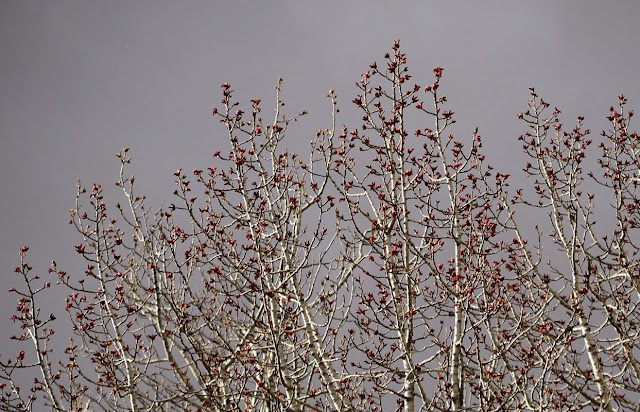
left=2, top=1, right=640, bottom=368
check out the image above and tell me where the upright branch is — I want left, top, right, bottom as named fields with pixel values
left=335, top=40, right=520, bottom=411
left=0, top=247, right=62, bottom=411
left=512, top=89, right=640, bottom=411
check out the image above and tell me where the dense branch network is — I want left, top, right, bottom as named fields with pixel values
left=2, top=41, right=639, bottom=412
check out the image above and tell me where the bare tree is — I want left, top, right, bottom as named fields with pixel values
left=2, top=41, right=639, bottom=411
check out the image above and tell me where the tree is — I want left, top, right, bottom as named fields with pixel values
left=2, top=40, right=639, bottom=411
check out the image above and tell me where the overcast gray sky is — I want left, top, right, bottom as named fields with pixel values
left=2, top=1, right=640, bottom=356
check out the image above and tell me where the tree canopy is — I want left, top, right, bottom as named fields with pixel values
left=2, top=41, right=640, bottom=412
